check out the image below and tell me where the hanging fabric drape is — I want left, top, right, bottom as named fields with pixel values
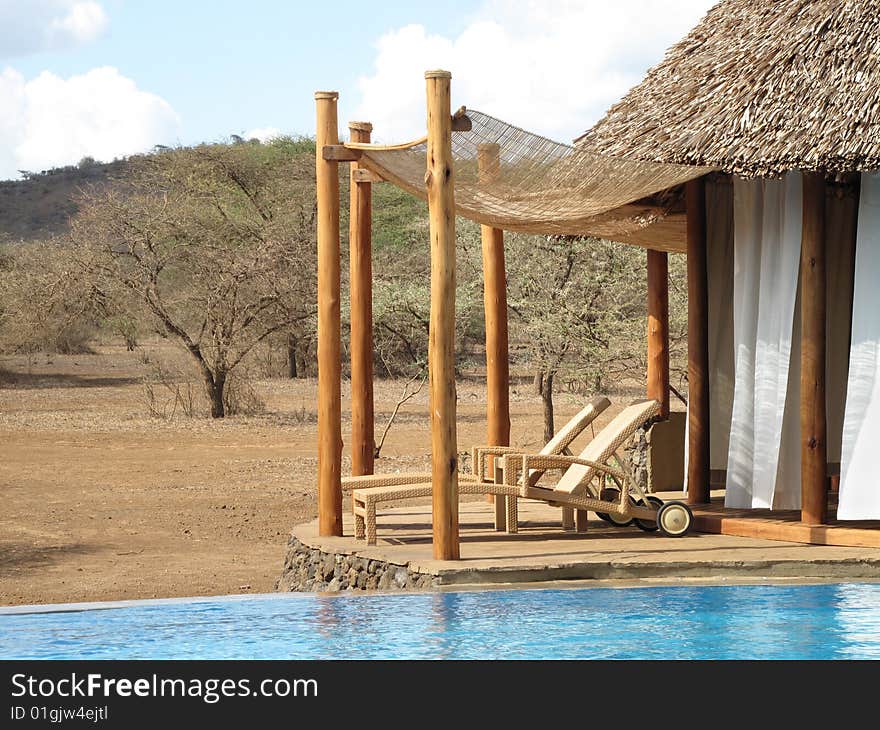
left=725, top=174, right=802, bottom=510
left=840, top=172, right=880, bottom=520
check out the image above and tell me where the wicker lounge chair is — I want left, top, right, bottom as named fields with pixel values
left=348, top=396, right=611, bottom=545
left=499, top=399, right=694, bottom=537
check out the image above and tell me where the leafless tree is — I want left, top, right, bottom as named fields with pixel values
left=68, top=140, right=318, bottom=417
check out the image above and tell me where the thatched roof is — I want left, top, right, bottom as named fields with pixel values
left=577, top=0, right=880, bottom=177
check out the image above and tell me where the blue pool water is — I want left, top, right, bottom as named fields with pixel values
left=2, top=582, right=880, bottom=660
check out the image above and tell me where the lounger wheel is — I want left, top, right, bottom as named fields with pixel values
left=594, top=488, right=616, bottom=523
left=596, top=488, right=634, bottom=527
left=633, top=495, right=664, bottom=532
left=656, top=501, right=693, bottom=537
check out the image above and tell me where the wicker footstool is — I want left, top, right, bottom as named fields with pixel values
left=352, top=481, right=519, bottom=545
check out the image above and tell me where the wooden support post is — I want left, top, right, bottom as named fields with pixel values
left=478, top=143, right=510, bottom=449
left=425, top=70, right=460, bottom=560
left=647, top=249, right=670, bottom=419
left=315, top=91, right=343, bottom=537
left=349, top=121, right=375, bottom=477
left=686, top=177, right=711, bottom=505
left=801, top=171, right=828, bottom=525
left=478, top=143, right=510, bottom=505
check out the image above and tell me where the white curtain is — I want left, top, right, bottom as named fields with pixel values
left=839, top=172, right=880, bottom=520
left=725, top=174, right=803, bottom=509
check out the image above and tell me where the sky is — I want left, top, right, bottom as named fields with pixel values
left=0, top=0, right=717, bottom=180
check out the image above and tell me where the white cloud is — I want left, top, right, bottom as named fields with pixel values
left=354, top=0, right=716, bottom=144
left=49, top=0, right=107, bottom=45
left=0, top=1, right=108, bottom=59
left=243, top=126, right=282, bottom=143
left=0, top=3, right=171, bottom=179
left=0, top=66, right=180, bottom=179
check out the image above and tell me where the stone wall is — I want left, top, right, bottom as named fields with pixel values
left=276, top=536, right=436, bottom=592
left=626, top=426, right=650, bottom=491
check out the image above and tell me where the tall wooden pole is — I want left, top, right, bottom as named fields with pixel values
left=686, top=177, right=710, bottom=504
left=647, top=249, right=670, bottom=419
left=315, top=91, right=343, bottom=536
left=801, top=171, right=828, bottom=525
left=425, top=70, right=459, bottom=560
left=478, top=144, right=510, bottom=450
left=349, top=121, right=375, bottom=477
left=478, top=143, right=510, bottom=509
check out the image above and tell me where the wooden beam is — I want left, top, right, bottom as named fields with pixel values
left=801, top=171, right=828, bottom=525
left=478, top=143, right=510, bottom=508
left=328, top=112, right=467, bottom=160
left=349, top=121, right=375, bottom=477
left=425, top=70, right=460, bottom=560
left=315, top=91, right=343, bottom=536
left=647, top=249, right=670, bottom=419
left=686, top=177, right=710, bottom=505
left=351, top=168, right=383, bottom=184
left=322, top=145, right=361, bottom=161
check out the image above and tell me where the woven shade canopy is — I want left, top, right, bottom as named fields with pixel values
left=351, top=110, right=711, bottom=252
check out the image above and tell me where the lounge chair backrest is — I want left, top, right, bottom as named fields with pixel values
left=539, top=396, right=610, bottom=456
left=552, top=399, right=660, bottom=495
left=527, top=396, right=610, bottom=486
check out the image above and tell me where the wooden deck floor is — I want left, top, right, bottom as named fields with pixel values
left=691, top=495, right=880, bottom=548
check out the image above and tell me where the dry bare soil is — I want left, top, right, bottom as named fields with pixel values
left=0, top=341, right=632, bottom=606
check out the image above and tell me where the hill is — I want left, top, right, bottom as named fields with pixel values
left=0, top=148, right=427, bottom=247
left=0, top=159, right=130, bottom=242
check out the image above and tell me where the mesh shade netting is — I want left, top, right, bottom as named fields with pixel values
left=352, top=109, right=712, bottom=251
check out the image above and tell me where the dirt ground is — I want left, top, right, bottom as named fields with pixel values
left=0, top=341, right=638, bottom=606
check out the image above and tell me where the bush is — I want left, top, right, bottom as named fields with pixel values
left=222, top=371, right=265, bottom=416
left=141, top=358, right=202, bottom=419
left=140, top=356, right=265, bottom=419
left=0, top=241, right=99, bottom=356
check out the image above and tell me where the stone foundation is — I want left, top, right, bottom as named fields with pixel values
left=275, top=536, right=436, bottom=592
left=626, top=426, right=650, bottom=491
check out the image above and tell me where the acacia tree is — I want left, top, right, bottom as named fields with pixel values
left=506, top=233, right=647, bottom=441
left=371, top=218, right=484, bottom=377
left=70, top=139, right=317, bottom=417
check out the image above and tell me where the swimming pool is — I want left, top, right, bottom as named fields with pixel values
left=2, top=582, right=880, bottom=660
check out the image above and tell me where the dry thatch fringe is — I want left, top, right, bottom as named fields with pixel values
left=578, top=0, right=880, bottom=178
